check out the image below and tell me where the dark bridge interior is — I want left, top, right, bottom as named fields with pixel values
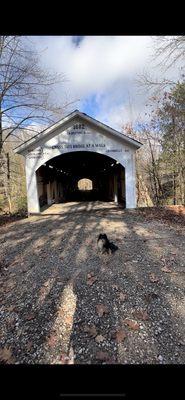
left=36, top=151, right=125, bottom=207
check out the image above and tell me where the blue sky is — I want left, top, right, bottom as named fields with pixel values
left=81, top=95, right=101, bottom=118
left=30, top=36, right=182, bottom=131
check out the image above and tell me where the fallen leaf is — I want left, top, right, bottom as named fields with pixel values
left=144, top=292, right=159, bottom=303
left=136, top=283, right=145, bottom=290
left=21, top=266, right=28, bottom=273
left=119, top=292, right=127, bottom=301
left=112, top=328, right=127, bottom=343
left=8, top=316, right=16, bottom=329
left=161, top=266, right=173, bottom=273
left=106, top=356, right=117, bottom=364
left=83, top=324, right=97, bottom=337
left=87, top=326, right=98, bottom=338
left=25, top=313, right=35, bottom=321
left=7, top=305, right=16, bottom=312
left=39, top=287, right=46, bottom=296
left=87, top=276, right=97, bottom=286
left=96, top=304, right=109, bottom=317
left=0, top=347, right=15, bottom=364
left=46, top=335, right=58, bottom=348
left=26, top=341, right=33, bottom=351
left=87, top=272, right=95, bottom=278
left=96, top=351, right=110, bottom=361
left=149, top=273, right=160, bottom=283
left=4, top=287, right=12, bottom=298
left=123, top=318, right=140, bottom=330
left=4, top=280, right=16, bottom=293
left=132, top=310, right=149, bottom=321
left=95, top=334, right=106, bottom=343
left=10, top=260, right=20, bottom=267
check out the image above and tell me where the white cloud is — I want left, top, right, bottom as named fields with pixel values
left=30, top=36, right=183, bottom=130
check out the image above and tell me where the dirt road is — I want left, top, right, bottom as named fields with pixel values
left=0, top=202, right=185, bottom=364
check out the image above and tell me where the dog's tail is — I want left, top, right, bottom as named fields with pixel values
left=109, top=242, right=118, bottom=253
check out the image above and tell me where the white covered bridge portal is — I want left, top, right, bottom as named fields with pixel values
left=14, top=110, right=142, bottom=214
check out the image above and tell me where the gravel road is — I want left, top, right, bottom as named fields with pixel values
left=0, top=201, right=185, bottom=364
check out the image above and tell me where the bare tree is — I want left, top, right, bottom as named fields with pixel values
left=122, top=121, right=164, bottom=206
left=0, top=36, right=76, bottom=152
left=0, top=36, right=77, bottom=213
left=132, top=37, right=185, bottom=206
left=153, top=36, right=185, bottom=70
left=137, top=36, right=185, bottom=93
left=141, top=126, right=164, bottom=205
left=137, top=70, right=177, bottom=93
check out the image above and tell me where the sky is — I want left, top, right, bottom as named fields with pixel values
left=30, top=36, right=182, bottom=131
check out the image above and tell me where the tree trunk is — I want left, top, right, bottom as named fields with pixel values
left=173, top=171, right=176, bottom=205
left=147, top=133, right=160, bottom=205
left=0, top=105, right=3, bottom=155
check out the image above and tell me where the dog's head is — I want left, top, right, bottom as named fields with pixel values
left=98, top=233, right=108, bottom=242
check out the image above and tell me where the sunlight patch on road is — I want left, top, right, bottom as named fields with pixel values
left=51, top=282, right=77, bottom=363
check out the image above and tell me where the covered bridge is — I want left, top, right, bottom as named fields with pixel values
left=14, top=110, right=142, bottom=214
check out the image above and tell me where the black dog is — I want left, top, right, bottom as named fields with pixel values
left=97, top=233, right=118, bottom=254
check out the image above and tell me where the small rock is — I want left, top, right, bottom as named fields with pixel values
left=95, top=335, right=106, bottom=343
left=119, top=292, right=127, bottom=301
left=112, top=284, right=119, bottom=290
left=149, top=273, right=160, bottom=283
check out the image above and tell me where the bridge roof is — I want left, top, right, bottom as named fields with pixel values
left=14, top=109, right=142, bottom=154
